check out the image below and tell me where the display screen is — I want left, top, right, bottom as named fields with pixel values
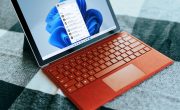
left=17, top=0, right=116, bottom=60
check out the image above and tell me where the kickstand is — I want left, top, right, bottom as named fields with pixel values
left=23, top=35, right=37, bottom=66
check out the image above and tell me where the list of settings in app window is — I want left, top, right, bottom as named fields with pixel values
left=56, top=0, right=90, bottom=44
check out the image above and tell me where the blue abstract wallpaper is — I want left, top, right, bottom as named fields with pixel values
left=46, top=0, right=103, bottom=49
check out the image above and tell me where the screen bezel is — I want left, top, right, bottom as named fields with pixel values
left=11, top=0, right=120, bottom=67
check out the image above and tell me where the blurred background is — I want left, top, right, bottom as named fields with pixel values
left=1, top=0, right=180, bottom=31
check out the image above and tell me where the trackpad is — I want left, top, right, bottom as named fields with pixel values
left=103, top=64, right=145, bottom=92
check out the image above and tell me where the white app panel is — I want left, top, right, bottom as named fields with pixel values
left=56, top=0, right=90, bottom=44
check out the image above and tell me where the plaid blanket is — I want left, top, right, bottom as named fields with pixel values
left=1, top=0, right=180, bottom=110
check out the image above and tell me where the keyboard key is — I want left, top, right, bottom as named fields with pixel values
left=124, top=57, right=131, bottom=62
left=63, top=79, right=77, bottom=88
left=82, top=57, right=88, bottom=62
left=98, top=49, right=105, bottom=54
left=81, top=68, right=88, bottom=73
left=76, top=76, right=83, bottom=82
left=93, top=62, right=100, bottom=67
left=87, top=60, right=94, bottom=64
left=76, top=65, right=83, bottom=70
left=126, top=50, right=133, bottom=55
left=70, top=68, right=76, bottom=73
left=119, top=44, right=125, bottom=48
left=129, top=39, right=136, bottom=43
left=60, top=77, right=69, bottom=84
left=82, top=73, right=89, bottom=78
left=109, top=54, right=116, bottom=59
left=99, top=54, right=105, bottom=58
left=70, top=62, right=77, bottom=67
left=122, top=34, right=128, bottom=38
left=119, top=49, right=126, bottom=53
left=114, top=42, right=120, bottom=46
left=117, top=36, right=122, bottom=40
left=114, top=46, right=120, bottom=51
left=104, top=47, right=110, bottom=51
left=92, top=48, right=97, bottom=52
left=64, top=71, right=70, bottom=76
left=124, top=42, right=130, bottom=46
left=51, top=71, right=59, bottom=76
left=87, top=51, right=93, bottom=55
left=68, top=74, right=75, bottom=79
left=139, top=49, right=146, bottom=54
left=113, top=39, right=118, bottom=42
left=56, top=74, right=64, bottom=80
left=132, top=44, right=145, bottom=52
left=123, top=36, right=132, bottom=41
left=98, top=59, right=105, bottom=64
left=97, top=46, right=103, bottom=50
left=104, top=52, right=111, bottom=56
left=114, top=51, right=121, bottom=56
left=81, top=53, right=86, bottom=57
left=87, top=65, right=94, bottom=70
left=64, top=62, right=70, bottom=66
left=87, top=55, right=94, bottom=59
left=93, top=52, right=99, bottom=56
left=67, top=86, right=77, bottom=93
left=129, top=55, right=136, bottom=59
left=109, top=44, right=115, bottom=48
left=88, top=76, right=96, bottom=82
left=57, top=65, right=63, bottom=69
left=88, top=70, right=96, bottom=75
left=124, top=46, right=131, bottom=51
left=116, top=56, right=123, bottom=61
left=104, top=57, right=110, bottom=61
left=100, top=64, right=107, bottom=69
left=82, top=62, right=88, bottom=67
left=134, top=52, right=141, bottom=57
left=75, top=82, right=83, bottom=88
left=144, top=47, right=151, bottom=51
left=93, top=57, right=100, bottom=61
left=129, top=38, right=136, bottom=44
left=48, top=68, right=54, bottom=73
left=70, top=59, right=75, bottom=62
left=121, top=53, right=128, bottom=58
left=108, top=41, right=113, bottom=45
left=103, top=44, right=108, bottom=47
left=118, top=39, right=125, bottom=43
left=75, top=56, right=81, bottom=60
left=130, top=41, right=141, bottom=48
left=77, top=59, right=83, bottom=64
left=105, top=61, right=113, bottom=66
left=82, top=79, right=89, bottom=85
left=111, top=58, right=118, bottom=64
left=94, top=67, right=101, bottom=72
left=74, top=71, right=82, bottom=76
left=109, top=49, right=115, bottom=53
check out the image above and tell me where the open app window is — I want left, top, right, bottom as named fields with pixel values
left=46, top=0, right=103, bottom=49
